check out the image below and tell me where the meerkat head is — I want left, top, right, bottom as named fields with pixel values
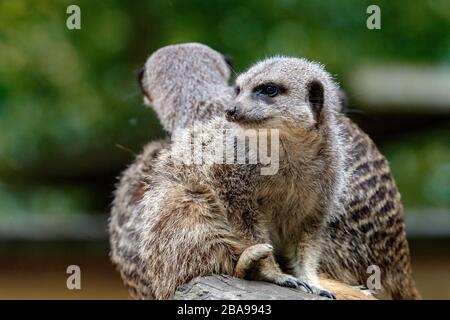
left=227, top=56, right=340, bottom=132
left=137, top=43, right=233, bottom=132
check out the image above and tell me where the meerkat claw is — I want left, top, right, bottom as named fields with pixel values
left=277, top=276, right=313, bottom=294
left=318, top=289, right=337, bottom=300
left=295, top=279, right=313, bottom=294
left=280, top=278, right=301, bottom=288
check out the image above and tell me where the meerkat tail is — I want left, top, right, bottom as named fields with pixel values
left=319, top=277, right=377, bottom=300
left=389, top=271, right=422, bottom=300
left=380, top=234, right=421, bottom=299
left=392, top=286, right=421, bottom=300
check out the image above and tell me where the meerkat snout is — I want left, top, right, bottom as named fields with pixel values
left=225, top=106, right=238, bottom=120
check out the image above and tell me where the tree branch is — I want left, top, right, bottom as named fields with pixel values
left=174, top=275, right=326, bottom=300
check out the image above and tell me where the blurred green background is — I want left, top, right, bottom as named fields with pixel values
left=0, top=0, right=449, bottom=299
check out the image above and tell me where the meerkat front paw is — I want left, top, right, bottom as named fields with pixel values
left=293, top=269, right=337, bottom=299
left=264, top=272, right=336, bottom=298
left=302, top=284, right=336, bottom=299
left=276, top=276, right=336, bottom=299
left=272, top=274, right=313, bottom=293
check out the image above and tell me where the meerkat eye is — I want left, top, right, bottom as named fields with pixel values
left=234, top=86, right=241, bottom=96
left=257, top=84, right=280, bottom=97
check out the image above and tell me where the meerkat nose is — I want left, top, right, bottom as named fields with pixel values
left=225, top=106, right=238, bottom=120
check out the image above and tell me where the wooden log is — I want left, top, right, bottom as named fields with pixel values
left=174, top=275, right=327, bottom=300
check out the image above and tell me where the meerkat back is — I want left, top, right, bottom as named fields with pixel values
left=319, top=114, right=420, bottom=299
left=109, top=43, right=234, bottom=298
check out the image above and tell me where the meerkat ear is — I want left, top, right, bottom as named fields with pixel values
left=136, top=66, right=146, bottom=94
left=222, top=54, right=233, bottom=70
left=337, top=88, right=348, bottom=114
left=136, top=65, right=153, bottom=102
left=307, top=80, right=324, bottom=117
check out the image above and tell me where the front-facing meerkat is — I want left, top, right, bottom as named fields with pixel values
left=234, top=57, right=419, bottom=299
left=228, top=57, right=346, bottom=292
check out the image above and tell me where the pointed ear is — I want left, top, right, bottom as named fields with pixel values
left=136, top=66, right=145, bottom=93
left=222, top=54, right=233, bottom=70
left=307, top=80, right=324, bottom=118
left=337, top=88, right=348, bottom=114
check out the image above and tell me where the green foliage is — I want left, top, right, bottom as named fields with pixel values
left=382, top=131, right=450, bottom=209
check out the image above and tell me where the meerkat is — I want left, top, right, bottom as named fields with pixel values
left=110, top=44, right=374, bottom=300
left=225, top=56, right=347, bottom=295
left=109, top=43, right=232, bottom=298
left=231, top=58, right=419, bottom=300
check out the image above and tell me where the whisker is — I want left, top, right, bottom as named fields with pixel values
left=115, top=144, right=136, bottom=156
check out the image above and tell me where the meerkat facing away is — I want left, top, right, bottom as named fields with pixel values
left=109, top=43, right=232, bottom=298
left=110, top=44, right=373, bottom=300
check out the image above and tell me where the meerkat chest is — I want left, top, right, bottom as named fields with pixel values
left=257, top=171, right=319, bottom=221
left=254, top=156, right=328, bottom=242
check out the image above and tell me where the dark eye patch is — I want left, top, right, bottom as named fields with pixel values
left=253, top=83, right=286, bottom=98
